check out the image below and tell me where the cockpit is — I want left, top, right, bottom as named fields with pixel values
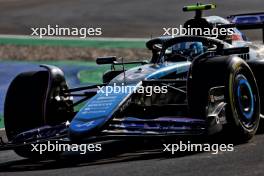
left=146, top=36, right=228, bottom=63
left=165, top=41, right=206, bottom=61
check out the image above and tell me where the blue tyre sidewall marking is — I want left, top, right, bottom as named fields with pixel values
left=236, top=75, right=254, bottom=120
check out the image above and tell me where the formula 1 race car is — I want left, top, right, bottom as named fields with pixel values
left=1, top=4, right=264, bottom=159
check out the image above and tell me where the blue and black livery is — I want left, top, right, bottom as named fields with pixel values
left=1, top=4, right=264, bottom=159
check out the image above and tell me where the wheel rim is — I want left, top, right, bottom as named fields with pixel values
left=235, top=74, right=255, bottom=127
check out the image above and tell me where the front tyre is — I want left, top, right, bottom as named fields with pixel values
left=225, top=58, right=260, bottom=142
left=4, top=70, right=72, bottom=159
left=188, top=56, right=260, bottom=142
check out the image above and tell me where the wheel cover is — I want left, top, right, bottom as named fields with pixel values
left=235, top=74, right=255, bottom=127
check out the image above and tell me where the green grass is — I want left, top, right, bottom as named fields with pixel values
left=28, top=60, right=98, bottom=66
left=0, top=37, right=146, bottom=49
left=29, top=60, right=108, bottom=84
left=1, top=59, right=99, bottom=68
left=78, top=66, right=108, bottom=84
left=0, top=115, right=3, bottom=128
left=27, top=59, right=142, bottom=85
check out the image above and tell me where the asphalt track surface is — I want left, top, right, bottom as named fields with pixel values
left=0, top=0, right=264, bottom=176
left=0, top=0, right=263, bottom=39
left=0, top=131, right=264, bottom=176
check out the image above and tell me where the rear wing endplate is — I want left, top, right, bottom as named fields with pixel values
left=227, top=12, right=264, bottom=43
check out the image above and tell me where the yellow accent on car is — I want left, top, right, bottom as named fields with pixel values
left=183, top=4, right=216, bottom=12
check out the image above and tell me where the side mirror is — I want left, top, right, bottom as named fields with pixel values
left=96, top=56, right=117, bottom=65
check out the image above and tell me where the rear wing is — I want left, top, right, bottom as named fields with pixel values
left=227, top=12, right=264, bottom=43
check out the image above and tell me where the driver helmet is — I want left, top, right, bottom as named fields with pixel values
left=189, top=42, right=204, bottom=57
